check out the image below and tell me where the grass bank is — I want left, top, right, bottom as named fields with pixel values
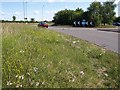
left=2, top=23, right=119, bottom=88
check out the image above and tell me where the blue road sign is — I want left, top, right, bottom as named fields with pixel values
left=82, top=19, right=86, bottom=27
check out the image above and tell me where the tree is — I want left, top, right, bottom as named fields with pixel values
left=75, top=8, right=84, bottom=13
left=102, top=1, right=116, bottom=25
left=82, top=11, right=90, bottom=21
left=30, top=18, right=35, bottom=22
left=53, top=8, right=84, bottom=25
left=12, top=16, right=16, bottom=21
left=73, top=8, right=84, bottom=21
left=114, top=16, right=120, bottom=22
left=87, top=2, right=103, bottom=26
left=53, top=9, right=74, bottom=25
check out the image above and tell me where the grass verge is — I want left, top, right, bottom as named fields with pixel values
left=2, top=23, right=119, bottom=88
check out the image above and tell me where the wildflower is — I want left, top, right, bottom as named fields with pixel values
left=20, top=50, right=24, bottom=53
left=19, top=75, right=24, bottom=80
left=104, top=73, right=108, bottom=77
left=7, top=81, right=12, bottom=86
left=69, top=78, right=75, bottom=82
left=80, top=71, right=84, bottom=75
left=36, top=82, right=40, bottom=87
left=15, top=75, right=18, bottom=78
left=72, top=78, right=75, bottom=82
left=99, top=53, right=102, bottom=56
left=27, top=72, right=30, bottom=76
left=42, top=82, right=45, bottom=85
left=20, top=84, right=22, bottom=87
left=73, top=41, right=76, bottom=44
left=16, top=84, right=22, bottom=88
left=21, top=75, right=24, bottom=80
left=33, top=67, right=38, bottom=72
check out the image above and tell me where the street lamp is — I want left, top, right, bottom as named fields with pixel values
left=23, top=0, right=27, bottom=21
left=23, top=0, right=25, bottom=21
left=42, top=5, right=44, bottom=21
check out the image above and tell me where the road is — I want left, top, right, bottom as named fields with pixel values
left=48, top=26, right=119, bottom=53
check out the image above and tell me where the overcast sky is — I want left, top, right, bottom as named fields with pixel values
left=0, top=0, right=119, bottom=21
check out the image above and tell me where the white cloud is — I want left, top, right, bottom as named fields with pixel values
left=34, top=11, right=39, bottom=14
left=48, top=0, right=55, bottom=2
left=1, top=12, right=4, bottom=15
left=114, top=0, right=120, bottom=4
left=15, top=12, right=20, bottom=15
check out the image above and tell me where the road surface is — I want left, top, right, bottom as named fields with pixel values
left=48, top=26, right=119, bottom=53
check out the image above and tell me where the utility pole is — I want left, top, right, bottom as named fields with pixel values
left=23, top=0, right=27, bottom=21
left=25, top=1, right=27, bottom=21
left=23, top=0, right=25, bottom=21
left=42, top=5, right=44, bottom=21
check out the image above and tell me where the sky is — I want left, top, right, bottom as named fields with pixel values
left=0, top=0, right=120, bottom=21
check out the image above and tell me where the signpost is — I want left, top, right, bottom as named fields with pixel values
left=82, top=19, right=86, bottom=27
left=73, top=20, right=94, bottom=27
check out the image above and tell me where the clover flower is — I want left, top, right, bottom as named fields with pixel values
left=20, top=50, right=24, bottom=53
left=19, top=75, right=24, bottom=80
left=33, top=67, right=38, bottom=72
left=16, top=84, right=23, bottom=88
left=7, top=81, right=12, bottom=86
left=36, top=82, right=40, bottom=87
left=80, top=71, right=84, bottom=75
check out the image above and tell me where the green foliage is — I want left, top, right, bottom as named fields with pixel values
left=12, top=16, right=16, bottom=21
left=53, top=1, right=116, bottom=26
left=102, top=1, right=116, bottom=25
left=30, top=18, right=35, bottom=22
left=114, top=16, right=120, bottom=22
left=53, top=8, right=84, bottom=25
left=87, top=2, right=103, bottom=26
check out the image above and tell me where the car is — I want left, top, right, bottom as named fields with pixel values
left=113, top=22, right=120, bottom=26
left=38, top=22, right=48, bottom=28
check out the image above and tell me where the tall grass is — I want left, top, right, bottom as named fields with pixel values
left=2, top=23, right=119, bottom=88
left=0, top=23, right=2, bottom=89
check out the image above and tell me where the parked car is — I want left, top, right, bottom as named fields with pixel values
left=113, top=22, right=120, bottom=26
left=38, top=22, right=48, bottom=28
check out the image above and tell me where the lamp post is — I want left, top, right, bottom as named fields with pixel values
left=25, top=1, right=27, bottom=21
left=23, top=0, right=27, bottom=21
left=42, top=5, right=44, bottom=21
left=23, top=0, right=25, bottom=21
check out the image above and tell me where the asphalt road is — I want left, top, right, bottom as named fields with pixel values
left=48, top=26, right=119, bottom=53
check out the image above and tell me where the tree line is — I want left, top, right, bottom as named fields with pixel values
left=53, top=1, right=118, bottom=26
left=1, top=17, right=38, bottom=23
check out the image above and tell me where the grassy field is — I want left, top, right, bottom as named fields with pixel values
left=2, top=23, right=119, bottom=88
